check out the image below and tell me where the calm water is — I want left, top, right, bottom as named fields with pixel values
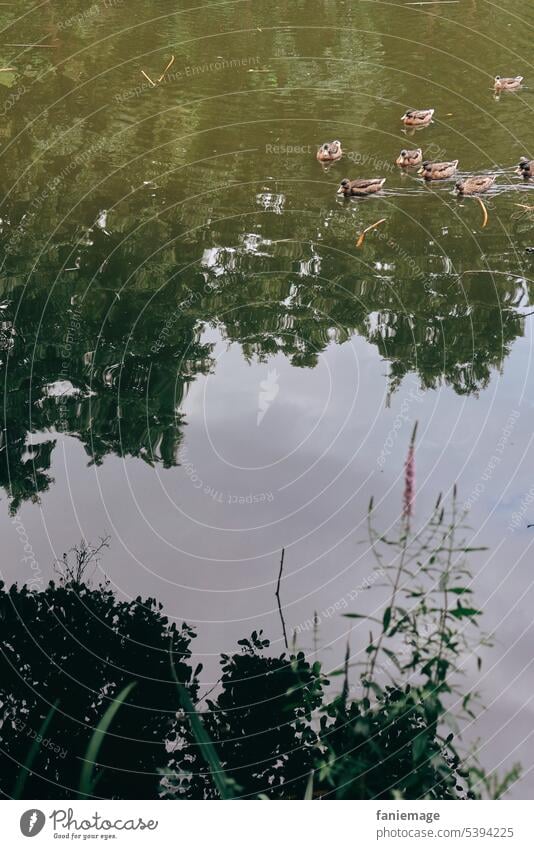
left=1, top=0, right=533, bottom=794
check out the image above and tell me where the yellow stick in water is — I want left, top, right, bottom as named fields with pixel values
left=141, top=69, right=156, bottom=86
left=476, top=197, right=488, bottom=229
left=356, top=218, right=386, bottom=248
left=158, top=55, right=175, bottom=83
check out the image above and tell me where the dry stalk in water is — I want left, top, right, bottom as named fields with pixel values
left=158, top=55, right=175, bottom=83
left=476, top=197, right=488, bottom=229
left=356, top=218, right=386, bottom=248
left=141, top=69, right=156, bottom=87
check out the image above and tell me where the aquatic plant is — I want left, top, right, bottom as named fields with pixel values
left=1, top=451, right=520, bottom=799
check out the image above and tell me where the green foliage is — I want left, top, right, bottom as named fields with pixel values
left=165, top=630, right=326, bottom=799
left=0, top=479, right=520, bottom=799
left=0, top=577, right=196, bottom=799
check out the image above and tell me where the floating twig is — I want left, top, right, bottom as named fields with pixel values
left=0, top=67, right=15, bottom=72
left=275, top=548, right=288, bottom=650
left=4, top=43, right=56, bottom=48
left=157, top=55, right=175, bottom=83
left=476, top=196, right=488, bottom=229
left=141, top=69, right=156, bottom=87
left=356, top=217, right=386, bottom=248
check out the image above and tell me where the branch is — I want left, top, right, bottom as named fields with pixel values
left=275, top=548, right=289, bottom=650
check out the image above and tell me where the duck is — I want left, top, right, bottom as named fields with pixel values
left=516, top=156, right=533, bottom=178
left=401, top=108, right=434, bottom=127
left=317, top=140, right=342, bottom=162
left=455, top=175, right=496, bottom=195
left=396, top=148, right=423, bottom=167
left=494, top=75, right=523, bottom=91
left=337, top=178, right=386, bottom=197
left=418, top=159, right=458, bottom=181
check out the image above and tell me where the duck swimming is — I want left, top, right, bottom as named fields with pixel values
left=455, top=175, right=496, bottom=195
left=418, top=160, right=458, bottom=181
left=401, top=109, right=434, bottom=127
left=494, top=75, right=523, bottom=91
left=337, top=178, right=386, bottom=197
left=517, top=157, right=533, bottom=178
left=396, top=148, right=423, bottom=167
left=317, top=140, right=343, bottom=162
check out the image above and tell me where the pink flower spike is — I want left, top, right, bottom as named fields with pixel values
left=402, top=422, right=417, bottom=521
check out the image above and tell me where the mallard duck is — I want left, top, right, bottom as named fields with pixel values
left=337, top=178, right=386, bottom=197
left=455, top=175, right=496, bottom=195
left=418, top=160, right=458, bottom=180
left=494, top=75, right=523, bottom=91
left=396, top=148, right=423, bottom=167
left=516, top=156, right=533, bottom=178
left=317, top=140, right=342, bottom=162
left=401, top=108, right=434, bottom=127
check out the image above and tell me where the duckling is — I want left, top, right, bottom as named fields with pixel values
left=317, top=140, right=342, bottom=162
left=401, top=109, right=434, bottom=127
left=418, top=160, right=458, bottom=181
left=396, top=148, right=423, bottom=167
left=494, top=75, right=523, bottom=91
left=455, top=175, right=496, bottom=195
left=516, top=156, right=533, bottom=178
left=337, top=178, right=386, bottom=197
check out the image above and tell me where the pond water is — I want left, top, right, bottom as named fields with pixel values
left=1, top=0, right=533, bottom=795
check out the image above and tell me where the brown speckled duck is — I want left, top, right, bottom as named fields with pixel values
left=418, top=159, right=458, bottom=181
left=317, top=140, right=342, bottom=162
left=396, top=148, right=423, bottom=167
left=517, top=157, right=533, bottom=178
left=494, top=75, right=523, bottom=91
left=455, top=175, right=496, bottom=195
left=401, top=108, right=434, bottom=127
left=337, top=178, right=386, bottom=197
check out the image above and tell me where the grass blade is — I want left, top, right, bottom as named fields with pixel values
left=169, top=643, right=237, bottom=799
left=13, top=700, right=59, bottom=799
left=78, top=682, right=136, bottom=798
